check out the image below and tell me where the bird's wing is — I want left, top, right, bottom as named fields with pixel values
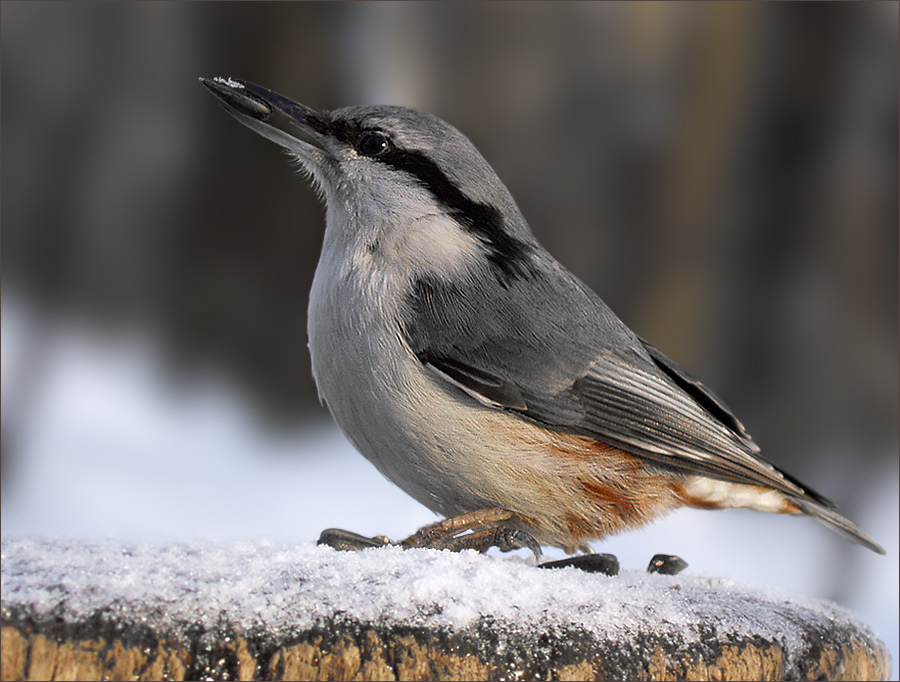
left=403, top=266, right=834, bottom=507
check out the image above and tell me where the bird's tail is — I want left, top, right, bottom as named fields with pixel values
left=793, top=498, right=886, bottom=555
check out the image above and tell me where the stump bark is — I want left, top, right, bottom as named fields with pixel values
left=1, top=610, right=891, bottom=681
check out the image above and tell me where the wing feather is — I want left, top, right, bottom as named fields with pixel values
left=402, top=263, right=833, bottom=508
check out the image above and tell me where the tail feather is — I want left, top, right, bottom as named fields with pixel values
left=794, top=498, right=886, bottom=555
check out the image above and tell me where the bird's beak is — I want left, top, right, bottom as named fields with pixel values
left=200, top=77, right=327, bottom=157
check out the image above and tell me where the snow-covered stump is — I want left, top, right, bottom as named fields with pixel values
left=0, top=539, right=890, bottom=681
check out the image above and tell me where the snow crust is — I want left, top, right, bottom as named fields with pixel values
left=0, top=536, right=875, bottom=664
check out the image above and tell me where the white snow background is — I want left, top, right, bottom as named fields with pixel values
left=1, top=295, right=897, bottom=670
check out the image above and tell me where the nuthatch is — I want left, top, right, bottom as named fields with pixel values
left=201, top=77, right=885, bottom=560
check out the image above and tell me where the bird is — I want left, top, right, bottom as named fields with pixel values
left=201, top=76, right=885, bottom=562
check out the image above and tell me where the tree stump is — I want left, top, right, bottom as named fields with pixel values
left=0, top=538, right=890, bottom=681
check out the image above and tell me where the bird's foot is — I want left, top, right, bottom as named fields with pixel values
left=318, top=508, right=542, bottom=559
left=400, top=507, right=543, bottom=560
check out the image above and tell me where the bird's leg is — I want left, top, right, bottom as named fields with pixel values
left=317, top=508, right=542, bottom=559
left=400, top=507, right=543, bottom=560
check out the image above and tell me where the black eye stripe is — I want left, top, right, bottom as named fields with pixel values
left=377, top=148, right=535, bottom=282
left=326, top=118, right=534, bottom=282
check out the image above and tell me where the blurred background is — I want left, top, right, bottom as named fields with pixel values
left=1, top=0, right=897, bottom=663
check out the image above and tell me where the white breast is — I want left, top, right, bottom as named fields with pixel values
left=307, top=219, right=491, bottom=514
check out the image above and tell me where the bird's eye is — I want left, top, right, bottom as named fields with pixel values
left=357, top=132, right=391, bottom=157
